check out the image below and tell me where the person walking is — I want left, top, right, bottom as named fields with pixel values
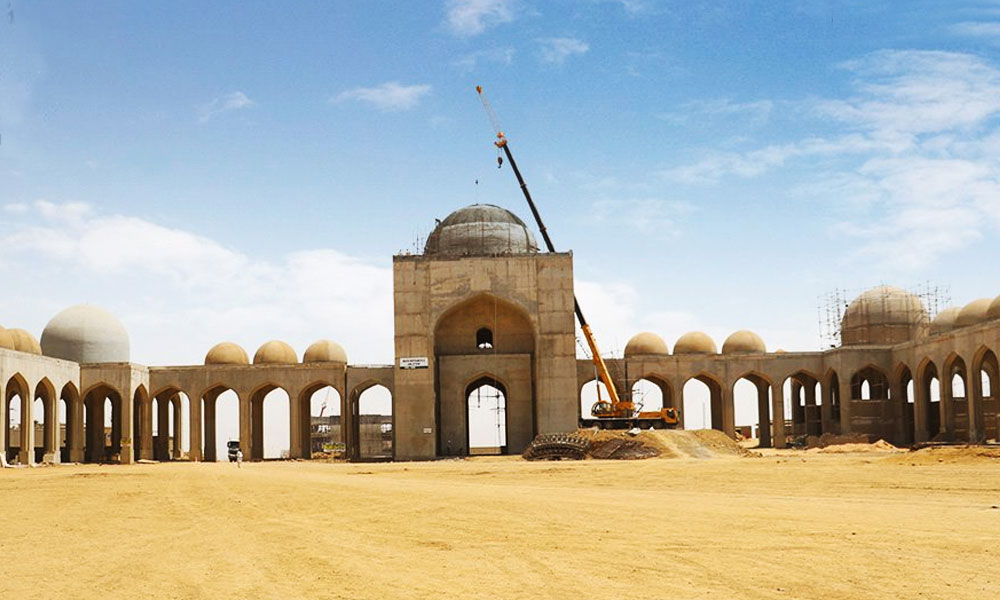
left=235, top=448, right=243, bottom=468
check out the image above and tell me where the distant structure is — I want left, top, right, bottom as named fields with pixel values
left=2, top=204, right=999, bottom=465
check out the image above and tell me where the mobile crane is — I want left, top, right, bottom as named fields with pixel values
left=476, top=85, right=679, bottom=429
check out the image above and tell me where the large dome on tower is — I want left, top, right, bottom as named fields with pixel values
left=40, top=304, right=131, bottom=363
left=423, top=204, right=539, bottom=257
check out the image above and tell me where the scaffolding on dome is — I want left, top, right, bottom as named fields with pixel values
left=817, top=281, right=951, bottom=349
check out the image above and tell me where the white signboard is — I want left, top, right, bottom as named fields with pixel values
left=399, top=356, right=429, bottom=369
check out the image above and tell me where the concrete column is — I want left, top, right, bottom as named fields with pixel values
left=721, top=383, right=736, bottom=438
left=913, top=375, right=929, bottom=444
left=88, top=397, right=105, bottom=463
left=968, top=368, right=983, bottom=443
left=189, top=394, right=202, bottom=462
left=19, top=391, right=34, bottom=465
left=239, top=394, right=252, bottom=461
left=156, top=397, right=170, bottom=460
left=838, top=376, right=853, bottom=434
left=771, top=382, right=787, bottom=449
left=820, top=380, right=833, bottom=435
left=756, top=380, right=771, bottom=448
left=44, top=396, right=59, bottom=463
left=791, top=381, right=804, bottom=434
left=251, top=398, right=264, bottom=461
left=119, top=391, right=133, bottom=465
left=289, top=388, right=303, bottom=459
left=69, top=396, right=85, bottom=462
left=171, top=397, right=182, bottom=459
left=889, top=374, right=906, bottom=445
left=0, top=382, right=6, bottom=463
left=204, top=394, right=217, bottom=462
left=140, top=398, right=153, bottom=460
left=111, top=397, right=123, bottom=457
left=940, top=376, right=953, bottom=439
left=300, top=394, right=312, bottom=459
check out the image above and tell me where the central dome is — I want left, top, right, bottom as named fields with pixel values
left=424, top=204, right=539, bottom=257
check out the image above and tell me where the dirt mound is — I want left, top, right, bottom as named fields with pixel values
left=572, top=428, right=747, bottom=460
left=883, top=445, right=1000, bottom=465
left=809, top=439, right=902, bottom=454
left=588, top=438, right=660, bottom=460
left=804, top=433, right=873, bottom=449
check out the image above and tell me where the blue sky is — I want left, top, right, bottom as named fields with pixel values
left=3, top=0, right=1000, bottom=372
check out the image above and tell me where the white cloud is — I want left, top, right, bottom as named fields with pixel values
left=590, top=197, right=693, bottom=235
left=538, top=37, right=589, bottom=65
left=659, top=98, right=775, bottom=128
left=444, top=0, right=516, bottom=36
left=3, top=203, right=28, bottom=214
left=335, top=81, right=432, bottom=112
left=0, top=202, right=394, bottom=366
left=949, top=21, right=1000, bottom=41
left=662, top=50, right=1000, bottom=270
left=452, top=47, right=515, bottom=72
left=198, top=91, right=255, bottom=123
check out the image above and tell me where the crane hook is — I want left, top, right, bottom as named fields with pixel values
left=497, top=155, right=503, bottom=169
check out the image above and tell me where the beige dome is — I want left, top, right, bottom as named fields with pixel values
left=841, top=286, right=928, bottom=346
left=303, top=340, right=348, bottom=364
left=0, top=327, right=14, bottom=350
left=624, top=332, right=669, bottom=357
left=253, top=340, right=297, bottom=365
left=722, top=330, right=766, bottom=355
left=0, top=326, right=15, bottom=351
left=930, top=307, right=961, bottom=335
left=989, top=296, right=1000, bottom=321
left=205, top=342, right=250, bottom=365
left=7, top=329, right=41, bottom=355
left=674, top=331, right=717, bottom=355
left=955, top=298, right=993, bottom=328
left=41, top=304, right=130, bottom=363
left=424, top=204, right=538, bottom=257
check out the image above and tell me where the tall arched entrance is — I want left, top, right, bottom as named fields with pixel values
left=434, top=293, right=536, bottom=456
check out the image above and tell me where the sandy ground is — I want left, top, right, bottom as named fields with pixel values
left=1, top=450, right=998, bottom=599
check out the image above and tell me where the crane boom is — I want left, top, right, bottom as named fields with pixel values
left=476, top=85, right=623, bottom=411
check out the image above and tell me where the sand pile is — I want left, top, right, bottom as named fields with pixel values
left=884, top=445, right=1000, bottom=465
left=572, top=428, right=747, bottom=460
left=808, top=439, right=901, bottom=454
left=803, top=433, right=873, bottom=449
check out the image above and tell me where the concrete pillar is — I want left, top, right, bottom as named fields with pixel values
left=171, top=397, right=182, bottom=459
left=913, top=374, right=929, bottom=444
left=118, top=391, right=133, bottom=465
left=239, top=394, right=252, bottom=461
left=251, top=397, right=264, bottom=461
left=204, top=394, right=217, bottom=462
left=0, top=383, right=6, bottom=463
left=820, top=380, right=833, bottom=434
left=721, top=383, right=736, bottom=438
left=44, top=396, right=59, bottom=463
left=87, top=397, right=105, bottom=463
left=289, top=388, right=303, bottom=459
left=771, top=382, right=787, bottom=449
left=791, top=381, right=804, bottom=434
left=968, top=368, right=983, bottom=443
left=299, top=394, right=312, bottom=459
left=939, top=375, right=953, bottom=439
left=69, top=395, right=85, bottom=462
left=140, top=397, right=153, bottom=460
left=111, top=397, right=122, bottom=457
left=156, top=397, right=170, bottom=460
left=838, top=376, right=852, bottom=434
left=19, top=391, right=34, bottom=465
left=756, top=380, right=771, bottom=448
left=189, top=394, right=202, bottom=462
